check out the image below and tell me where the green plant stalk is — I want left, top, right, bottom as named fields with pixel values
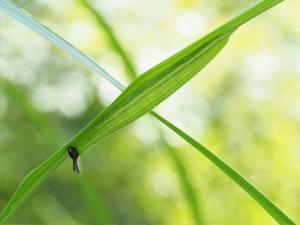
left=161, top=136, right=202, bottom=224
left=75, top=175, right=114, bottom=225
left=0, top=77, right=61, bottom=145
left=78, top=0, right=137, bottom=81
left=78, top=1, right=203, bottom=223
left=151, top=112, right=295, bottom=225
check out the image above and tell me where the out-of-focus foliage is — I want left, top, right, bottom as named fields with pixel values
left=0, top=0, right=299, bottom=224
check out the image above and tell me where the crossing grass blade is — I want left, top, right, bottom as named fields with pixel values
left=151, top=112, right=296, bottom=225
left=0, top=0, right=124, bottom=90
left=0, top=0, right=292, bottom=224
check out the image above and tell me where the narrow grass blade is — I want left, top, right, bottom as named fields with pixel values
left=0, top=0, right=124, bottom=90
left=151, top=112, right=296, bottom=225
left=0, top=145, right=68, bottom=224
left=0, top=77, right=62, bottom=145
left=76, top=175, right=114, bottom=224
left=161, top=136, right=203, bottom=225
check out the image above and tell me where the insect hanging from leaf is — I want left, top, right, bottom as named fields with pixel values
left=68, top=146, right=80, bottom=174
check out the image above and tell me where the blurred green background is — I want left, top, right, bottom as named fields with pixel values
left=0, top=0, right=299, bottom=224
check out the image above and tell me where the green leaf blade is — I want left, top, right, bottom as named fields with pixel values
left=151, top=112, right=296, bottom=225
left=71, top=34, right=230, bottom=153
left=0, top=147, right=67, bottom=224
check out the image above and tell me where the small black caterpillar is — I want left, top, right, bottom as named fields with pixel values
left=68, top=146, right=80, bottom=174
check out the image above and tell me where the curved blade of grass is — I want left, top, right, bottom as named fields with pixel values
left=0, top=76, right=61, bottom=145
left=161, top=136, right=203, bottom=224
left=77, top=0, right=137, bottom=80
left=0, top=0, right=290, bottom=224
left=69, top=34, right=230, bottom=152
left=79, top=2, right=203, bottom=223
left=151, top=112, right=296, bottom=225
left=0, top=0, right=124, bottom=90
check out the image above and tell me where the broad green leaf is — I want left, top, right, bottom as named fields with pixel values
left=0, top=21, right=230, bottom=224
left=78, top=1, right=203, bottom=223
left=151, top=112, right=295, bottom=225
left=67, top=34, right=230, bottom=152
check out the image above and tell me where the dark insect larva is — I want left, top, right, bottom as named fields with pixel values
left=68, top=146, right=80, bottom=174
